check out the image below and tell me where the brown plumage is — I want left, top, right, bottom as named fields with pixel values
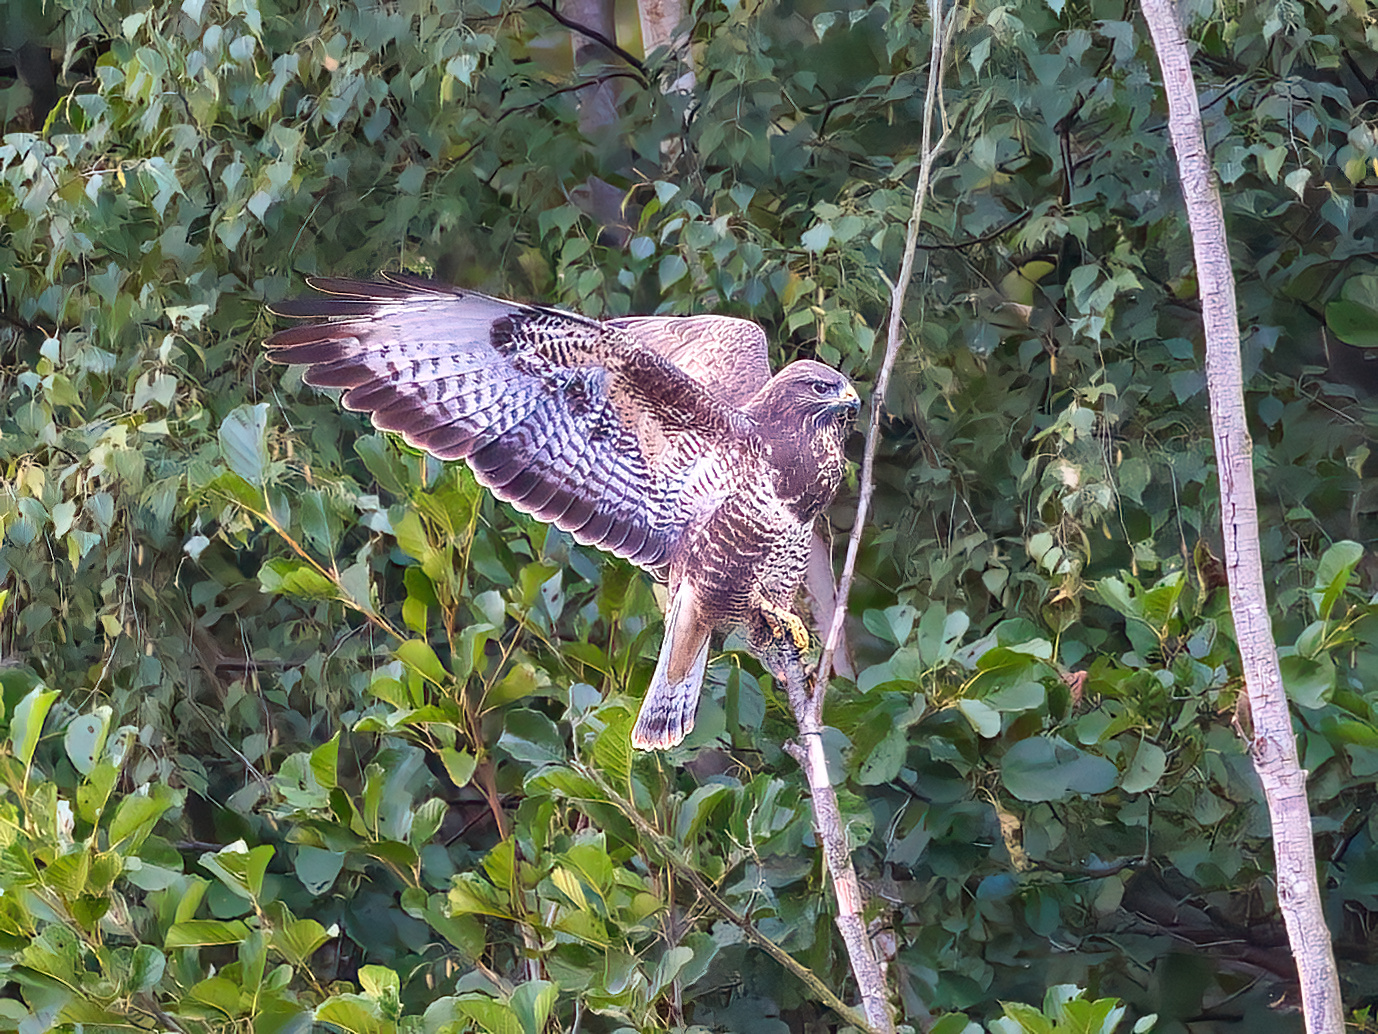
left=264, top=273, right=859, bottom=749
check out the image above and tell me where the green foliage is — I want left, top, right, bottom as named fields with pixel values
left=2, top=0, right=1376, bottom=1029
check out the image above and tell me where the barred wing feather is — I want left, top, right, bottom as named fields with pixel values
left=266, top=274, right=747, bottom=569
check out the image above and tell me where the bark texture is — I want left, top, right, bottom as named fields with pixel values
left=564, top=0, right=633, bottom=243
left=781, top=656, right=894, bottom=1033
left=636, top=0, right=695, bottom=93
left=1139, top=3, right=1344, bottom=1031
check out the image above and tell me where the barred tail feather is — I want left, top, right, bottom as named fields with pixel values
left=631, top=583, right=710, bottom=750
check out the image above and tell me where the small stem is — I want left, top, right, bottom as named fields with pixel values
left=800, top=5, right=958, bottom=1028
left=818, top=0, right=958, bottom=692
left=577, top=764, right=874, bottom=1031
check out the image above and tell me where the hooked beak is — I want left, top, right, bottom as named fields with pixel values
left=831, top=383, right=861, bottom=417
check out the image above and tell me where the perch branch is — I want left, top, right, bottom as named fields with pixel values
left=788, top=4, right=957, bottom=1029
left=779, top=655, right=891, bottom=1032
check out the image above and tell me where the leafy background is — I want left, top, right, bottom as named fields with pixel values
left=1, top=0, right=1376, bottom=1030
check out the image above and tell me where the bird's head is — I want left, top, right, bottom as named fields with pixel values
left=756, top=360, right=861, bottom=434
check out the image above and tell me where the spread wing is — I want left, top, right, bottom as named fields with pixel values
left=606, top=315, right=771, bottom=407
left=265, top=273, right=749, bottom=568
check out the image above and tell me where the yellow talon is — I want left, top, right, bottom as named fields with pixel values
left=761, top=601, right=810, bottom=652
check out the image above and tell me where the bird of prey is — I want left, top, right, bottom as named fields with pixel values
left=265, top=273, right=859, bottom=750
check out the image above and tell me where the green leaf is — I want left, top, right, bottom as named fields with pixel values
left=676, top=784, right=732, bottom=841
left=499, top=710, right=565, bottom=767
left=802, top=222, right=833, bottom=252
left=358, top=965, right=400, bottom=999
left=648, top=947, right=693, bottom=998
left=439, top=747, right=477, bottom=787
left=509, top=979, right=557, bottom=1034
left=189, top=975, right=244, bottom=1017
left=484, top=663, right=538, bottom=709
left=274, top=916, right=332, bottom=966
left=659, top=253, right=687, bottom=288
left=109, top=789, right=176, bottom=850
left=310, top=733, right=340, bottom=790
left=258, top=558, right=338, bottom=598
left=63, top=707, right=111, bottom=775
left=452, top=994, right=521, bottom=1034
left=129, top=945, right=166, bottom=992
left=929, top=1016, right=983, bottom=1034
left=397, top=639, right=449, bottom=687
left=1313, top=539, right=1363, bottom=621
left=957, top=698, right=1002, bottom=738
left=294, top=846, right=345, bottom=895
left=219, top=403, right=270, bottom=487
left=856, top=723, right=910, bottom=785
left=166, top=920, right=251, bottom=947
left=991, top=1000, right=1054, bottom=1034
left=1120, top=741, right=1167, bottom=794
left=11, top=686, right=58, bottom=771
left=1280, top=654, right=1335, bottom=710
left=314, top=995, right=392, bottom=1034
left=200, top=842, right=275, bottom=900
left=1001, top=736, right=1116, bottom=802
left=356, top=435, right=410, bottom=497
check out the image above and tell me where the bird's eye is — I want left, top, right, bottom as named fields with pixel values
left=812, top=380, right=831, bottom=396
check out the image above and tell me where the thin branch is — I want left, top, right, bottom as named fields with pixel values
left=772, top=6, right=959, bottom=1030
left=779, top=656, right=891, bottom=1033
left=916, top=208, right=1033, bottom=251
left=575, top=763, right=873, bottom=1031
left=527, top=1, right=648, bottom=81
left=817, top=0, right=957, bottom=696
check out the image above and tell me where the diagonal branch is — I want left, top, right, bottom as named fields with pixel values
left=576, top=762, right=872, bottom=1031
left=780, top=655, right=891, bottom=1032
left=528, top=0, right=648, bottom=81
left=817, top=1, right=957, bottom=710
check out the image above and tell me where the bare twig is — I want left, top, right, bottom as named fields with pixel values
left=1138, top=2, right=1343, bottom=1032
left=776, top=4, right=958, bottom=1030
left=575, top=762, right=872, bottom=1031
left=818, top=0, right=957, bottom=689
left=779, top=655, right=890, bottom=1032
left=528, top=0, right=648, bottom=81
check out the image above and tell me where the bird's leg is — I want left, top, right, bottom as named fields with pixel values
left=749, top=601, right=821, bottom=725
left=749, top=598, right=818, bottom=698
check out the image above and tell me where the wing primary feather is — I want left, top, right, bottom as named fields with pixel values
left=265, top=276, right=771, bottom=580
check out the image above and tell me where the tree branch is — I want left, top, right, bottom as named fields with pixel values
left=576, top=762, right=873, bottom=1031
left=528, top=0, right=648, bottom=80
left=779, top=655, right=892, bottom=1033
left=1138, top=2, right=1344, bottom=1032
left=787, top=4, right=957, bottom=1027
left=817, top=0, right=957, bottom=720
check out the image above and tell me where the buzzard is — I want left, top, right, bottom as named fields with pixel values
left=265, top=273, right=859, bottom=749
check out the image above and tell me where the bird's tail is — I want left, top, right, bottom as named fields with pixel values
left=631, top=582, right=710, bottom=750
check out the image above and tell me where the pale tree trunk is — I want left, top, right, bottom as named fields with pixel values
left=562, top=0, right=633, bottom=243
left=636, top=0, right=695, bottom=93
left=1139, top=2, right=1344, bottom=1031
